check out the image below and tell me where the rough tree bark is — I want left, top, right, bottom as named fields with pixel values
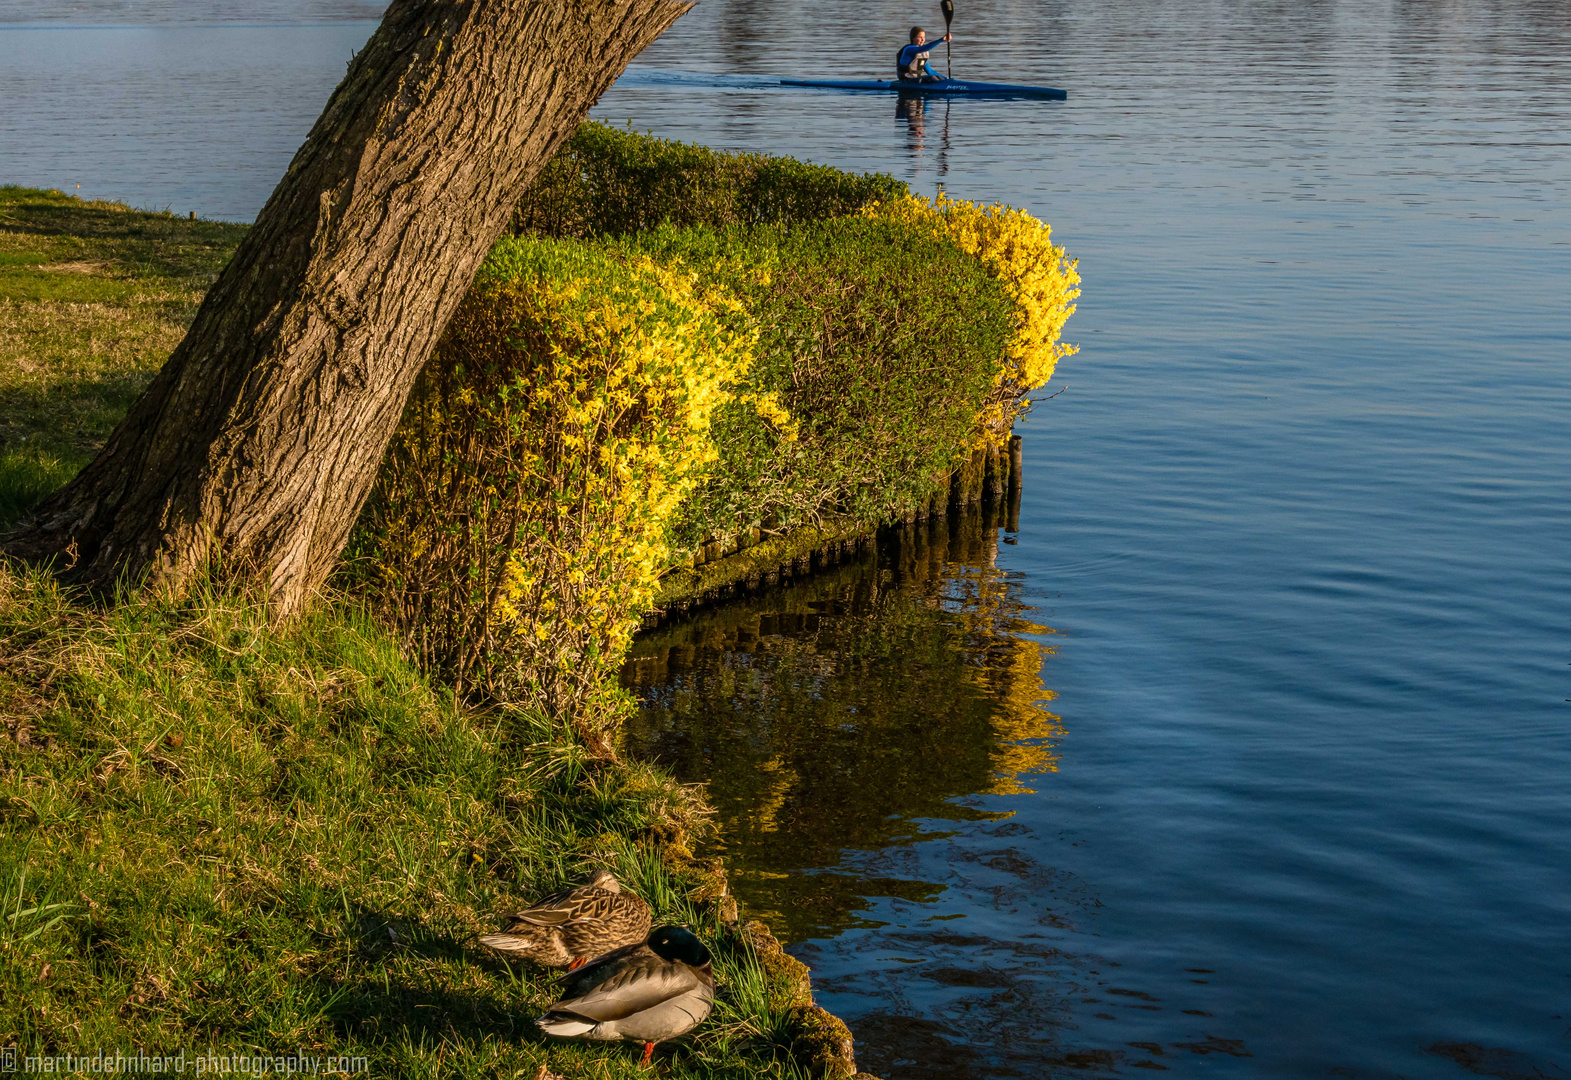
left=2, top=0, right=690, bottom=616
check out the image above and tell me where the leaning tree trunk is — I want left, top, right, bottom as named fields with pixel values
left=2, top=0, right=690, bottom=616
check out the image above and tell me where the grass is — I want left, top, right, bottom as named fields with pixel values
left=0, top=564, right=818, bottom=1076
left=0, top=186, right=246, bottom=526
left=0, top=191, right=856, bottom=1076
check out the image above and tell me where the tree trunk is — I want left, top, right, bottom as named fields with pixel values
left=2, top=0, right=690, bottom=617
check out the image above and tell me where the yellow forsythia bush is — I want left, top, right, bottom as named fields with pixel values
left=867, top=193, right=1080, bottom=440
left=354, top=237, right=752, bottom=738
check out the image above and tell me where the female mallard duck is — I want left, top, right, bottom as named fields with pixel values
left=536, top=925, right=715, bottom=1065
left=480, top=869, right=651, bottom=969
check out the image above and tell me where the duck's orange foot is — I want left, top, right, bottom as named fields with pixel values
left=639, top=1042, right=655, bottom=1066
left=567, top=956, right=587, bottom=971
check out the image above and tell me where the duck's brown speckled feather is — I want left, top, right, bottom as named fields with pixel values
left=481, top=870, right=651, bottom=966
left=507, top=884, right=636, bottom=929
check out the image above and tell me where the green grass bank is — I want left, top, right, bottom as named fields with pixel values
left=0, top=187, right=861, bottom=1077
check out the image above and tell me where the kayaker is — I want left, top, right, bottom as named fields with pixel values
left=897, top=26, right=951, bottom=84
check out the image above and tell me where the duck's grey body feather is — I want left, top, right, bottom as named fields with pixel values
left=536, top=928, right=715, bottom=1054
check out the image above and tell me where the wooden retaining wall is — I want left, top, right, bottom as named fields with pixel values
left=644, top=434, right=1024, bottom=627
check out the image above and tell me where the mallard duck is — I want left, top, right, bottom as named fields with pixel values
left=480, top=869, right=651, bottom=969
left=536, top=925, right=715, bottom=1065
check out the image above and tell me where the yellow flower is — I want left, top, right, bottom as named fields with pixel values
left=865, top=193, right=1080, bottom=435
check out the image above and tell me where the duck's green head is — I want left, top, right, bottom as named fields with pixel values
left=647, top=925, right=711, bottom=967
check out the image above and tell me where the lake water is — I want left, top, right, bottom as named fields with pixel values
left=5, top=1, right=1570, bottom=1077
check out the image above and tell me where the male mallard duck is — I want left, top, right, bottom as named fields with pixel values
left=536, top=925, right=715, bottom=1065
left=480, top=869, right=651, bottom=969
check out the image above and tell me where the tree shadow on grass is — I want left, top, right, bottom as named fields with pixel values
left=0, top=190, right=246, bottom=283
left=306, top=905, right=549, bottom=1048
left=0, top=449, right=79, bottom=528
left=0, top=370, right=155, bottom=528
left=316, top=971, right=542, bottom=1048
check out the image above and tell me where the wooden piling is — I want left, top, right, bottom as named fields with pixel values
left=984, top=444, right=1005, bottom=501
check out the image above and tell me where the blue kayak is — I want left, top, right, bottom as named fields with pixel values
left=780, top=76, right=1066, bottom=101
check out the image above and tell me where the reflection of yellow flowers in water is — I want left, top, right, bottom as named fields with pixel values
left=746, top=754, right=802, bottom=836
left=940, top=558, right=1064, bottom=795
left=979, top=635, right=1064, bottom=796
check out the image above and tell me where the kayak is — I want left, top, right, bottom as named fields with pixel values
left=780, top=77, right=1066, bottom=101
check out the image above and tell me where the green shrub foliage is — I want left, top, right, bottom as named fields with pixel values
left=622, top=218, right=1017, bottom=548
left=350, top=238, right=751, bottom=725
left=513, top=121, right=905, bottom=239
left=355, top=127, right=1069, bottom=700
left=354, top=219, right=1013, bottom=695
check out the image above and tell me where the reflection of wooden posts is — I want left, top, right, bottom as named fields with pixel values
left=1006, top=433, right=1022, bottom=532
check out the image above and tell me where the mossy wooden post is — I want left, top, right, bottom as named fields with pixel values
left=954, top=446, right=986, bottom=507
left=931, top=471, right=951, bottom=517
left=2, top=0, right=692, bottom=616
left=985, top=443, right=1005, bottom=501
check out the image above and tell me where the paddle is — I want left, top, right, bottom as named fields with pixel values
left=941, top=0, right=954, bottom=77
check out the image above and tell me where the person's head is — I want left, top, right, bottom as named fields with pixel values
left=910, top=26, right=926, bottom=44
